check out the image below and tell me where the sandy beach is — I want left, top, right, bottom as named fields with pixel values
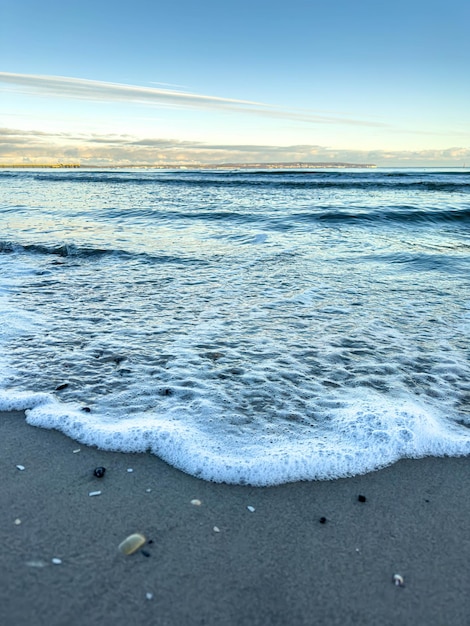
left=1, top=409, right=469, bottom=626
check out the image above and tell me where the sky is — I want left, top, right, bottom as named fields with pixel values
left=1, top=0, right=469, bottom=166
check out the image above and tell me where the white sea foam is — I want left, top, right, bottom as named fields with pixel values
left=0, top=387, right=469, bottom=485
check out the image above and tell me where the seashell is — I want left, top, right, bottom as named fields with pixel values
left=393, top=574, right=405, bottom=587
left=191, top=499, right=202, bottom=506
left=26, top=560, right=47, bottom=568
left=88, top=490, right=102, bottom=497
left=247, top=505, right=255, bottom=512
left=118, top=533, right=146, bottom=555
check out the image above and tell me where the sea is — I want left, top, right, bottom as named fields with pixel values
left=0, top=167, right=469, bottom=485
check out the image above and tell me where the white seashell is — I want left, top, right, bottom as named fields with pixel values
left=16, top=465, right=25, bottom=471
left=72, top=449, right=81, bottom=454
left=88, top=490, right=102, bottom=497
left=213, top=526, right=220, bottom=533
left=14, top=518, right=21, bottom=525
left=127, top=468, right=134, bottom=473
left=191, top=499, right=202, bottom=506
left=118, top=533, right=146, bottom=555
left=52, top=558, right=62, bottom=565
left=393, top=574, right=405, bottom=587
left=146, top=592, right=154, bottom=600
left=247, top=505, right=255, bottom=512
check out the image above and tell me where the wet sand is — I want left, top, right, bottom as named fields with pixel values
left=1, top=409, right=469, bottom=625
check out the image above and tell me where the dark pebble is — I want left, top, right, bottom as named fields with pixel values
left=141, top=550, right=151, bottom=557
left=81, top=407, right=91, bottom=413
left=358, top=495, right=367, bottom=503
left=55, top=383, right=69, bottom=391
left=147, top=539, right=154, bottom=544
left=319, top=517, right=327, bottom=524
left=93, top=467, right=106, bottom=478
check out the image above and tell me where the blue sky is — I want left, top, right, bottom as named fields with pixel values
left=1, top=0, right=469, bottom=165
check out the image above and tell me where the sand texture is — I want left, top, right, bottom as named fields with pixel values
left=1, top=410, right=469, bottom=626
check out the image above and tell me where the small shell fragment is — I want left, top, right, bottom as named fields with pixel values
left=393, top=574, right=405, bottom=587
left=127, top=468, right=134, bottom=473
left=213, top=526, right=220, bottom=533
left=146, top=592, right=154, bottom=600
left=191, top=499, right=202, bottom=506
left=52, top=558, right=62, bottom=565
left=16, top=465, right=25, bottom=471
left=72, top=449, right=81, bottom=454
left=247, top=505, right=256, bottom=512
left=118, top=533, right=146, bottom=555
left=88, top=490, right=102, bottom=497
left=14, top=518, right=21, bottom=525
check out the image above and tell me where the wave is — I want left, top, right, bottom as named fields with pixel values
left=0, top=239, right=205, bottom=265
left=313, top=207, right=470, bottom=225
left=2, top=170, right=469, bottom=192
left=105, top=205, right=470, bottom=227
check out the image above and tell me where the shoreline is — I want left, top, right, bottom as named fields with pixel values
left=1, top=409, right=469, bottom=625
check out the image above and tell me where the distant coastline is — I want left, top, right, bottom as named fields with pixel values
left=0, top=162, right=376, bottom=170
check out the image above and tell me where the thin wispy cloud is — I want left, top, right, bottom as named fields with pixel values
left=0, top=72, right=386, bottom=128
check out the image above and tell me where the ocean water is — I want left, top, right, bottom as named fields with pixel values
left=0, top=167, right=469, bottom=485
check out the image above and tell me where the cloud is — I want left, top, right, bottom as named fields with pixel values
left=0, top=71, right=386, bottom=128
left=1, top=127, right=469, bottom=166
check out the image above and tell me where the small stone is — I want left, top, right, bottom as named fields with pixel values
left=358, top=495, right=367, bottom=503
left=16, top=465, right=25, bottom=471
left=191, top=499, right=202, bottom=506
left=145, top=488, right=152, bottom=493
left=319, top=517, right=327, bottom=524
left=14, top=518, right=21, bottom=525
left=146, top=592, right=154, bottom=600
left=93, top=467, right=106, bottom=478
left=72, top=449, right=81, bottom=454
left=127, top=468, right=134, bottom=473
left=89, top=490, right=102, bottom=497
left=213, top=526, right=221, bottom=533
left=55, top=383, right=69, bottom=391
left=140, top=549, right=151, bottom=557
left=118, top=533, right=146, bottom=555
left=247, top=505, right=255, bottom=512
left=52, top=558, right=62, bottom=565
left=81, top=407, right=91, bottom=413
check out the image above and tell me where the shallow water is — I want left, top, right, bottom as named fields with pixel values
left=1, top=168, right=469, bottom=484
